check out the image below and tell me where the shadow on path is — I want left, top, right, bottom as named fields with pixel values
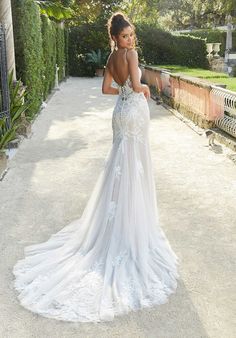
left=0, top=77, right=235, bottom=338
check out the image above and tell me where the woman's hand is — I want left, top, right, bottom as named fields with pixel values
left=141, top=84, right=150, bottom=99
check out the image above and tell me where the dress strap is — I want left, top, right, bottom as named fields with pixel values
left=124, top=48, right=128, bottom=64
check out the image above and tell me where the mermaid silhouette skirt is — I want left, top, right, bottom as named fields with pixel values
left=12, top=79, right=180, bottom=322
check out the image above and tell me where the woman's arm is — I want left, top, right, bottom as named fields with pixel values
left=127, top=49, right=150, bottom=98
left=102, top=66, right=119, bottom=95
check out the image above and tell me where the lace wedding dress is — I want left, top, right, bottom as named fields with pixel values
left=13, top=68, right=180, bottom=322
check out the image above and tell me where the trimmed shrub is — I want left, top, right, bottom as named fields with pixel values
left=12, top=0, right=44, bottom=117
left=56, top=24, right=65, bottom=81
left=68, top=22, right=209, bottom=76
left=12, top=0, right=68, bottom=116
left=136, top=24, right=209, bottom=69
left=181, top=29, right=236, bottom=56
left=41, top=15, right=57, bottom=100
left=64, top=28, right=69, bottom=77
left=68, top=21, right=110, bottom=76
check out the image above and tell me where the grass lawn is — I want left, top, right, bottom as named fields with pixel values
left=153, top=65, right=236, bottom=92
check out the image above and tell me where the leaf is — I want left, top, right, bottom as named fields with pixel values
left=0, top=125, right=17, bottom=149
left=35, top=1, right=74, bottom=20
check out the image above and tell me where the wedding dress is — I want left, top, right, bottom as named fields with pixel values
left=12, top=67, right=180, bottom=322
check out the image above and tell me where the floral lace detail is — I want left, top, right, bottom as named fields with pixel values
left=114, top=165, right=121, bottom=178
left=112, top=68, right=148, bottom=146
left=137, top=160, right=144, bottom=175
left=13, top=246, right=178, bottom=322
left=118, top=77, right=133, bottom=101
left=107, top=201, right=117, bottom=220
left=111, top=250, right=128, bottom=267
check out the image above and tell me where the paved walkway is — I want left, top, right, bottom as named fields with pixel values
left=0, top=77, right=236, bottom=338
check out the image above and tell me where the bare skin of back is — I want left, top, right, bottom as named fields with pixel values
left=106, top=48, right=130, bottom=86
left=102, top=48, right=150, bottom=99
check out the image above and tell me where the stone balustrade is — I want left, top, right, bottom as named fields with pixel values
left=141, top=65, right=228, bottom=128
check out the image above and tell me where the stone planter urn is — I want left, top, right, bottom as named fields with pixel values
left=95, top=68, right=104, bottom=77
left=0, top=149, right=7, bottom=180
left=206, top=43, right=214, bottom=58
left=213, top=43, right=221, bottom=57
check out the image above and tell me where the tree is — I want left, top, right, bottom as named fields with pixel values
left=35, top=0, right=74, bottom=20
left=156, top=0, right=236, bottom=30
left=67, top=0, right=123, bottom=25
left=121, top=0, right=160, bottom=26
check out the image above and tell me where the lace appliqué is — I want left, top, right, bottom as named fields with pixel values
left=114, top=165, right=121, bottom=178
left=137, top=160, right=144, bottom=175
left=111, top=250, right=128, bottom=267
left=112, top=84, right=148, bottom=146
left=107, top=201, right=117, bottom=221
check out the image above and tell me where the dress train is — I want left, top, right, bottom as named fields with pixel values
left=12, top=68, right=180, bottom=322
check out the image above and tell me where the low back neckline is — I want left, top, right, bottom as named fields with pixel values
left=109, top=49, right=141, bottom=87
left=118, top=75, right=130, bottom=88
left=113, top=48, right=129, bottom=87
left=118, top=67, right=141, bottom=88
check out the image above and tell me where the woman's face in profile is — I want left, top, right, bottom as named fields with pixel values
left=115, top=25, right=134, bottom=49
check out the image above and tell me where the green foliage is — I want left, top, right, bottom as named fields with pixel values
left=41, top=15, right=57, bottom=99
left=68, top=21, right=209, bottom=76
left=232, top=65, right=236, bottom=77
left=68, top=23, right=110, bottom=76
left=0, top=117, right=17, bottom=150
left=68, top=0, right=122, bottom=26
left=36, top=0, right=73, bottom=20
left=0, top=70, right=31, bottom=150
left=56, top=24, right=66, bottom=81
left=85, top=49, right=109, bottom=69
left=156, top=0, right=236, bottom=30
left=122, top=0, right=160, bottom=26
left=156, top=64, right=236, bottom=91
left=12, top=0, right=44, bottom=117
left=64, top=28, right=69, bottom=76
left=136, top=24, right=209, bottom=68
left=156, top=65, right=229, bottom=78
left=41, top=17, right=67, bottom=94
left=8, top=71, right=31, bottom=124
left=181, top=29, right=236, bottom=56
left=11, top=0, right=68, bottom=116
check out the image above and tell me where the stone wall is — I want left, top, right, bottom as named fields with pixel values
left=141, top=66, right=225, bottom=129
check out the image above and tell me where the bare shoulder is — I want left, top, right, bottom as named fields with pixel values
left=126, top=49, right=139, bottom=65
left=126, top=48, right=138, bottom=60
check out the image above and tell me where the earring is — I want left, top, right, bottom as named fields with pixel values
left=114, top=40, right=118, bottom=51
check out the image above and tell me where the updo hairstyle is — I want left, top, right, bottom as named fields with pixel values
left=106, top=12, right=137, bottom=51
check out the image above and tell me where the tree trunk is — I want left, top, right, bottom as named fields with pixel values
left=0, top=0, right=16, bottom=80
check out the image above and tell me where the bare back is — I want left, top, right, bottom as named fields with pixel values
left=106, top=48, right=129, bottom=86
left=102, top=48, right=143, bottom=95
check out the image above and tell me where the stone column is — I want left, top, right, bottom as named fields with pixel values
left=0, top=0, right=16, bottom=80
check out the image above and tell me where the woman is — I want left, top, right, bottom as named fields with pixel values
left=12, top=12, right=180, bottom=322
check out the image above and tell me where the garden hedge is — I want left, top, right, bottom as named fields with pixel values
left=68, top=22, right=209, bottom=76
left=181, top=29, right=236, bottom=57
left=41, top=15, right=57, bottom=100
left=68, top=21, right=110, bottom=77
left=12, top=0, right=44, bottom=117
left=136, top=24, right=209, bottom=69
left=12, top=0, right=68, bottom=117
left=56, top=24, right=66, bottom=81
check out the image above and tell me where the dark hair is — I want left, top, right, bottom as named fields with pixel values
left=106, top=12, right=137, bottom=50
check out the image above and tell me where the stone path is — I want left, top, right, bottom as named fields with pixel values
left=0, top=77, right=235, bottom=338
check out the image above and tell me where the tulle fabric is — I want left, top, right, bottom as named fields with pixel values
left=12, top=68, right=180, bottom=322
